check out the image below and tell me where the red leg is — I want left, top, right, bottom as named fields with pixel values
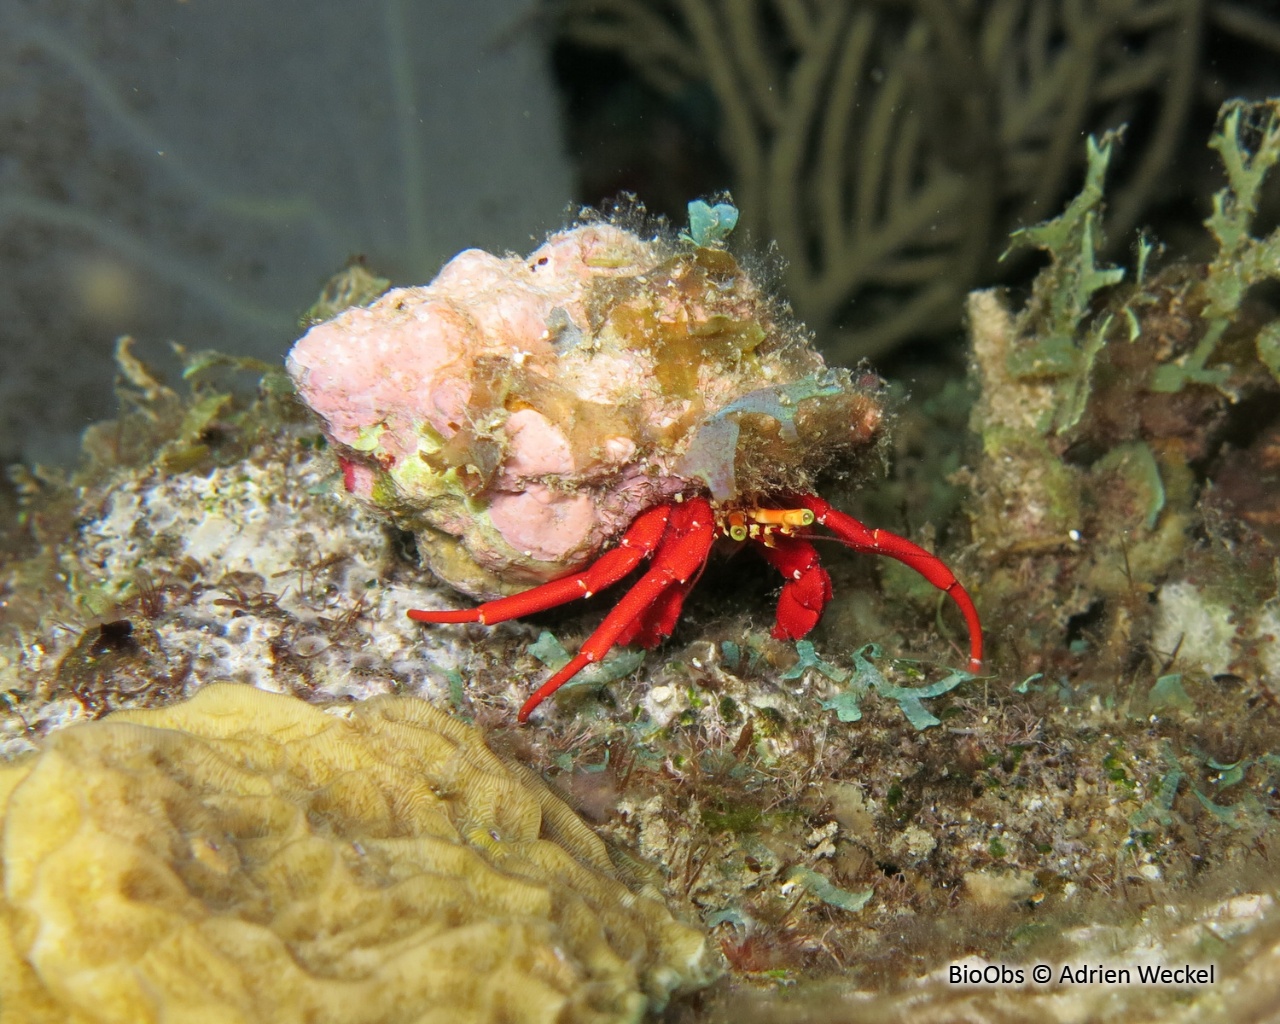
left=794, top=494, right=984, bottom=673
left=518, top=497, right=715, bottom=721
left=617, top=573, right=698, bottom=648
left=754, top=536, right=832, bottom=640
left=408, top=504, right=672, bottom=626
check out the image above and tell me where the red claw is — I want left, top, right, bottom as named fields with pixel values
left=515, top=497, right=714, bottom=721
left=755, top=536, right=832, bottom=640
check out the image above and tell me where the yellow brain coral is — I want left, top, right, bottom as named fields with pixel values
left=0, top=684, right=714, bottom=1024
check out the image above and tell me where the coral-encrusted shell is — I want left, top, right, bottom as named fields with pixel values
left=288, top=215, right=883, bottom=599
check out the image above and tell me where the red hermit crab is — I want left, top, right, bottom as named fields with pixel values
left=287, top=200, right=982, bottom=721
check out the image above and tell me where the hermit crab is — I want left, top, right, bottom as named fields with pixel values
left=287, top=200, right=982, bottom=721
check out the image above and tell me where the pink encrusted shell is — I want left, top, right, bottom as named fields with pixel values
left=287, top=212, right=884, bottom=600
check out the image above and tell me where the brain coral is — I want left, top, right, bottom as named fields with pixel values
left=0, top=684, right=714, bottom=1024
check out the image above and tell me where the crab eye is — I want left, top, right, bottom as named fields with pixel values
left=730, top=524, right=748, bottom=542
left=798, top=510, right=815, bottom=527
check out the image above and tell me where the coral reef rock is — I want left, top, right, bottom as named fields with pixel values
left=0, top=684, right=714, bottom=1024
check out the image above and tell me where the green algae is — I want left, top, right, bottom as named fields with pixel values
left=1154, top=101, right=1280, bottom=391
left=1002, top=133, right=1126, bottom=435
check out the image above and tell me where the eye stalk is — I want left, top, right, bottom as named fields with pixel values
left=715, top=506, right=816, bottom=545
left=720, top=510, right=750, bottom=542
left=750, top=508, right=814, bottom=529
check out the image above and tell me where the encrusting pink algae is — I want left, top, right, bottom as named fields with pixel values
left=287, top=206, right=885, bottom=602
